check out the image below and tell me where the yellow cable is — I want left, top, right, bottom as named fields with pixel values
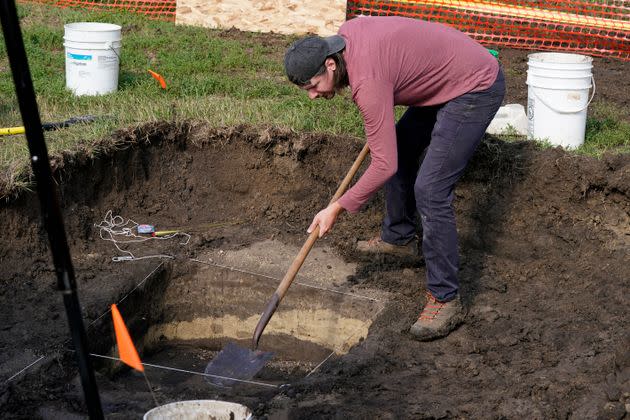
left=153, top=230, right=179, bottom=237
left=0, top=126, right=25, bottom=136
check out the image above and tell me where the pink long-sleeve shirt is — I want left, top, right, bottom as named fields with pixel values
left=336, top=16, right=499, bottom=213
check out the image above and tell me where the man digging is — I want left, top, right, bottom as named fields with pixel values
left=284, top=16, right=505, bottom=340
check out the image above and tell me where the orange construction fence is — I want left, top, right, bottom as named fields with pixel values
left=21, top=0, right=630, bottom=60
left=21, top=0, right=176, bottom=20
left=347, top=0, right=630, bottom=60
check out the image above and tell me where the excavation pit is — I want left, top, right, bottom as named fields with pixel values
left=91, top=241, right=384, bottom=395
left=1, top=119, right=628, bottom=418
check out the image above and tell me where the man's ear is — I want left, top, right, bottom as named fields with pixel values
left=325, top=57, right=337, bottom=72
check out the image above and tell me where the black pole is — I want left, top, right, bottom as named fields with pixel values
left=0, top=2, right=104, bottom=419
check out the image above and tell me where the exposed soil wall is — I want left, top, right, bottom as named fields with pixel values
left=0, top=121, right=628, bottom=418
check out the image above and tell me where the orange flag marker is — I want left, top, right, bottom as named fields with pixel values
left=111, top=304, right=144, bottom=372
left=147, top=69, right=167, bottom=89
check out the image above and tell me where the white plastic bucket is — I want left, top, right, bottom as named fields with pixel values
left=63, top=22, right=122, bottom=96
left=526, top=52, right=595, bottom=149
left=143, top=400, right=252, bottom=420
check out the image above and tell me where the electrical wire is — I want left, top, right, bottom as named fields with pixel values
left=95, top=210, right=190, bottom=262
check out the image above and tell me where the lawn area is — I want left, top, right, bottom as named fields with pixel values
left=0, top=3, right=365, bottom=196
left=0, top=2, right=628, bottom=197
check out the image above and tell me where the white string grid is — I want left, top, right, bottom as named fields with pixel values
left=5, top=237, right=386, bottom=393
left=90, top=354, right=279, bottom=388
left=190, top=258, right=386, bottom=378
left=3, top=263, right=166, bottom=384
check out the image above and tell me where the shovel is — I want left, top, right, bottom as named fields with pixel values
left=204, top=142, right=370, bottom=386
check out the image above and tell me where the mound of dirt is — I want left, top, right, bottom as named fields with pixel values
left=0, top=120, right=628, bottom=418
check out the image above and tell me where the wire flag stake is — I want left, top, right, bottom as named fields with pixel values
left=111, top=304, right=159, bottom=407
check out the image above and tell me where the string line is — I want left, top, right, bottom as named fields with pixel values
left=5, top=262, right=165, bottom=383
left=190, top=259, right=382, bottom=302
left=4, top=356, right=46, bottom=383
left=90, top=353, right=279, bottom=388
left=86, top=261, right=165, bottom=330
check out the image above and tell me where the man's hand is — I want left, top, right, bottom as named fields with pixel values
left=307, top=202, right=345, bottom=238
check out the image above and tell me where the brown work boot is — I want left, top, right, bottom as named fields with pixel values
left=356, top=236, right=417, bottom=257
left=409, top=293, right=464, bottom=341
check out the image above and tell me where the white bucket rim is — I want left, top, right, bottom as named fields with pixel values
left=143, top=400, right=252, bottom=420
left=528, top=63, right=593, bottom=72
left=64, top=41, right=122, bottom=50
left=527, top=73, right=593, bottom=90
left=527, top=71, right=592, bottom=79
left=526, top=84, right=592, bottom=91
left=64, top=22, right=122, bottom=32
left=527, top=52, right=593, bottom=65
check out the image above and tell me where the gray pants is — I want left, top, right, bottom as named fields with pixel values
left=381, top=69, right=505, bottom=302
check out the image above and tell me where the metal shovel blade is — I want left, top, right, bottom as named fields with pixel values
left=204, top=342, right=273, bottom=387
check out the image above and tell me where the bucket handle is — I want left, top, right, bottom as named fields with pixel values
left=531, top=76, right=596, bottom=114
left=104, top=41, right=121, bottom=62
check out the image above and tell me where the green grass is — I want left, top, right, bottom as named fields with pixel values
left=581, top=103, right=630, bottom=156
left=0, top=3, right=627, bottom=197
left=0, top=4, right=364, bottom=197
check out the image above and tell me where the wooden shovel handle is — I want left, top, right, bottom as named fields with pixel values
left=253, top=142, right=370, bottom=349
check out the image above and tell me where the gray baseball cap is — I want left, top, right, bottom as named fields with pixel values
left=284, top=35, right=346, bottom=86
